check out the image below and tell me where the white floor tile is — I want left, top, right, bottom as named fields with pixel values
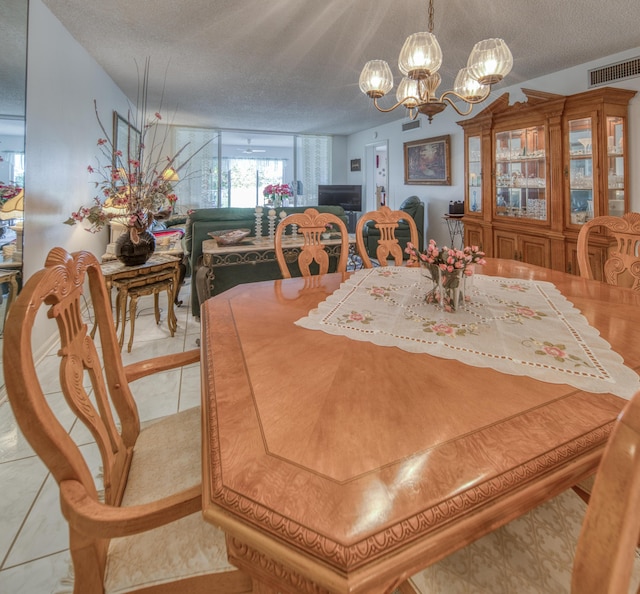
left=0, top=456, right=48, bottom=564
left=5, top=443, right=102, bottom=567
left=0, top=549, right=71, bottom=594
left=178, top=364, right=202, bottom=411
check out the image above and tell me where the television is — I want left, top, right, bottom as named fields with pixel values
left=317, top=184, right=362, bottom=212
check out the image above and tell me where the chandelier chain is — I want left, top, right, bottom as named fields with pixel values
left=427, top=0, right=434, bottom=33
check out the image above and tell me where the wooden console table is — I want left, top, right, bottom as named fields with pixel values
left=198, top=234, right=358, bottom=304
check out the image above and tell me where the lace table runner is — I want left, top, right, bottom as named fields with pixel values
left=295, top=267, right=640, bottom=399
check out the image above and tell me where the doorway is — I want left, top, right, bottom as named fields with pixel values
left=364, top=140, right=388, bottom=212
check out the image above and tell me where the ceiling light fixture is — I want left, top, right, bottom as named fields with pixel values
left=359, top=0, right=513, bottom=123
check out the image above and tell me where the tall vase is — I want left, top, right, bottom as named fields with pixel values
left=115, top=229, right=156, bottom=266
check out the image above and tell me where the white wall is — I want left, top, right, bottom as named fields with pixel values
left=346, top=47, right=640, bottom=249
left=25, top=0, right=129, bottom=353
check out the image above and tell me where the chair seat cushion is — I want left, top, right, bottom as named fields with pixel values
left=105, top=512, right=235, bottom=594
left=104, top=407, right=238, bottom=593
left=409, top=488, right=640, bottom=593
left=122, top=406, right=201, bottom=504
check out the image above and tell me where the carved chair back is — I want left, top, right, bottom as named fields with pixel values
left=577, top=212, right=640, bottom=290
left=355, top=205, right=419, bottom=268
left=275, top=208, right=349, bottom=278
left=571, top=388, right=640, bottom=591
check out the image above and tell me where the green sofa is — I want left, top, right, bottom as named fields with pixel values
left=184, top=206, right=348, bottom=316
left=360, top=196, right=425, bottom=259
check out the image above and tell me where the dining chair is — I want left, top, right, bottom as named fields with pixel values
left=3, top=248, right=252, bottom=594
left=355, top=205, right=420, bottom=268
left=576, top=212, right=640, bottom=290
left=404, top=389, right=640, bottom=593
left=275, top=207, right=349, bottom=278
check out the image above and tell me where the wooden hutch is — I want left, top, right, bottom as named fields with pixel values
left=458, top=87, right=636, bottom=277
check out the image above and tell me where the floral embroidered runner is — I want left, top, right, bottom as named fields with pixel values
left=295, top=267, right=640, bottom=399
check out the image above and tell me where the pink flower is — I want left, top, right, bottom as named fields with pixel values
left=515, top=307, right=536, bottom=317
left=543, top=345, right=566, bottom=358
left=349, top=312, right=365, bottom=322
left=432, top=323, right=454, bottom=336
left=155, top=112, right=162, bottom=120
left=97, top=138, right=107, bottom=146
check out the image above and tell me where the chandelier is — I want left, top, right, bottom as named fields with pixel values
left=359, top=0, right=513, bottom=123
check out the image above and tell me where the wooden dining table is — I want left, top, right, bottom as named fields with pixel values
left=200, top=259, right=640, bottom=593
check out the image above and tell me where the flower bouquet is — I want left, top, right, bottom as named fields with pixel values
left=406, top=239, right=486, bottom=311
left=263, top=183, right=293, bottom=208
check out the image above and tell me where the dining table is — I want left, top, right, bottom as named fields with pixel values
left=200, top=259, right=640, bottom=593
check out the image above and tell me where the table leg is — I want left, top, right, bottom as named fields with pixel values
left=3, top=274, right=17, bottom=324
left=153, top=291, right=161, bottom=325
left=166, top=282, right=177, bottom=336
left=117, top=289, right=128, bottom=350
left=127, top=293, right=139, bottom=353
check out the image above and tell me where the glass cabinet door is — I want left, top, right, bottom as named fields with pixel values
left=606, top=116, right=625, bottom=217
left=495, top=126, right=546, bottom=221
left=467, top=135, right=482, bottom=213
left=567, top=117, right=594, bottom=225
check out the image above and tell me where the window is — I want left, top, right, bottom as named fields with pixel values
left=173, top=129, right=331, bottom=211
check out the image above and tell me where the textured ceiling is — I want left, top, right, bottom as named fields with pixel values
left=37, top=0, right=640, bottom=136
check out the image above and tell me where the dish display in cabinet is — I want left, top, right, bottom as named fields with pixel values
left=495, top=125, right=546, bottom=221
left=467, top=135, right=482, bottom=214
left=566, top=113, right=627, bottom=226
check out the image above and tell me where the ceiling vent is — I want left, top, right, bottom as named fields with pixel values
left=402, top=119, right=421, bottom=132
left=588, top=57, right=640, bottom=87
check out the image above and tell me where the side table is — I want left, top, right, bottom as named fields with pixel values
left=99, top=255, right=181, bottom=351
left=444, top=214, right=464, bottom=249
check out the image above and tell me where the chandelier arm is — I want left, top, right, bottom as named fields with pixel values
left=436, top=90, right=490, bottom=117
left=372, top=97, right=419, bottom=114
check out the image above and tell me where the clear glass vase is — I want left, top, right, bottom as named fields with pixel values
left=425, top=267, right=465, bottom=312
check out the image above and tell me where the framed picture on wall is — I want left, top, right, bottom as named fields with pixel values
left=404, top=135, right=451, bottom=185
left=350, top=158, right=361, bottom=172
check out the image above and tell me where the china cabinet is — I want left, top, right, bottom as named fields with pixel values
left=459, top=87, right=636, bottom=275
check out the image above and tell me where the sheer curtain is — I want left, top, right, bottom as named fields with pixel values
left=295, top=135, right=331, bottom=206
left=173, top=128, right=219, bottom=211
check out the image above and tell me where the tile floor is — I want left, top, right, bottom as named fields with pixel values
left=0, top=279, right=200, bottom=593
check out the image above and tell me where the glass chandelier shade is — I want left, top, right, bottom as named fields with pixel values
left=398, top=32, right=442, bottom=78
left=454, top=67, right=490, bottom=102
left=359, top=60, right=394, bottom=98
left=467, top=38, right=513, bottom=85
left=396, top=77, right=420, bottom=108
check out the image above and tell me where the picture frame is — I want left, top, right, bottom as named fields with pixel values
left=350, top=158, right=361, bottom=172
left=112, top=111, right=141, bottom=169
left=404, top=135, right=451, bottom=185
